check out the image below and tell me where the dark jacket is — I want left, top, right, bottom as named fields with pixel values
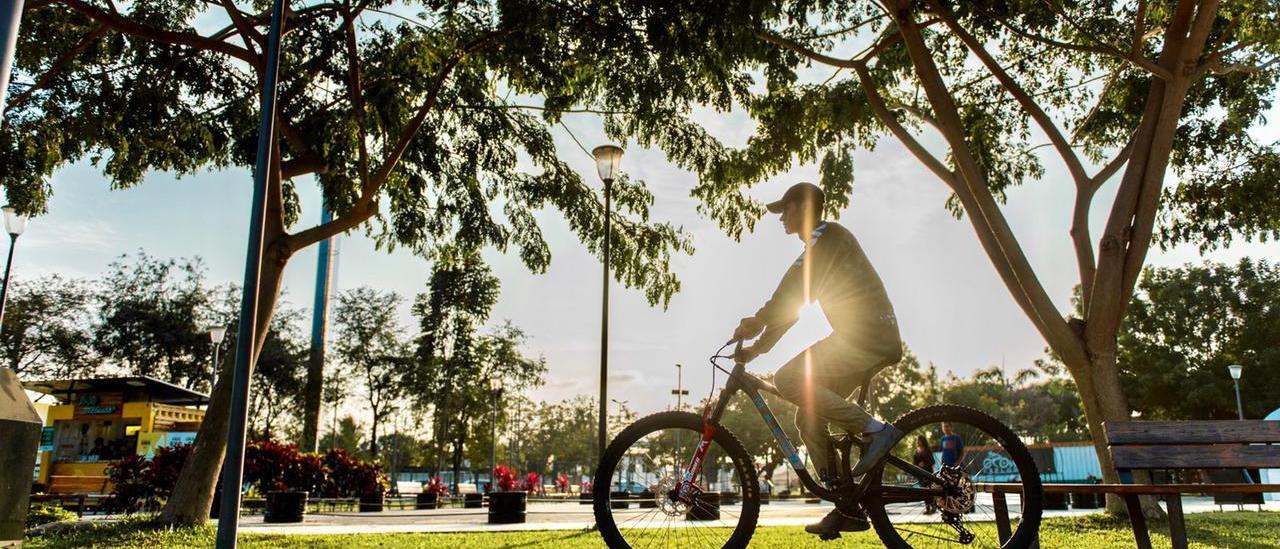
left=754, top=221, right=900, bottom=353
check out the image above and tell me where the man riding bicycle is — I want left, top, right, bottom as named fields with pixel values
left=731, top=182, right=905, bottom=537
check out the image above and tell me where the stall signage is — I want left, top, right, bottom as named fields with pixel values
left=39, top=426, right=55, bottom=452
left=80, top=405, right=118, bottom=415
left=77, top=395, right=99, bottom=406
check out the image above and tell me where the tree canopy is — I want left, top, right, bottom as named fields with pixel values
left=1118, top=259, right=1280, bottom=420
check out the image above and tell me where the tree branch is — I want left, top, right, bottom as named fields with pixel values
left=932, top=0, right=1090, bottom=188
left=285, top=28, right=513, bottom=252
left=6, top=23, right=108, bottom=111
left=217, top=0, right=264, bottom=52
left=343, top=9, right=371, bottom=187
left=1089, top=135, right=1134, bottom=192
left=56, top=0, right=257, bottom=64
left=984, top=8, right=1172, bottom=79
left=852, top=63, right=955, bottom=184
left=886, top=0, right=1088, bottom=365
left=754, top=30, right=858, bottom=68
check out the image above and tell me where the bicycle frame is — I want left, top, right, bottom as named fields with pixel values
left=679, top=358, right=947, bottom=507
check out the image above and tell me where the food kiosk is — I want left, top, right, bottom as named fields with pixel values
left=23, top=377, right=207, bottom=494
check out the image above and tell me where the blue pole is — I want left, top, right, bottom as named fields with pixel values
left=0, top=0, right=26, bottom=116
left=216, top=0, right=286, bottom=546
left=302, top=205, right=334, bottom=452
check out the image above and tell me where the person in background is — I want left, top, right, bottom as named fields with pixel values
left=940, top=422, right=964, bottom=468
left=912, top=435, right=937, bottom=514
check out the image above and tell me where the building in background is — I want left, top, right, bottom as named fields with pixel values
left=24, top=377, right=206, bottom=493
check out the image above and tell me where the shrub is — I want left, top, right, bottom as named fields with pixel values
left=106, top=454, right=151, bottom=513
left=555, top=473, right=570, bottom=493
left=493, top=465, right=518, bottom=492
left=522, top=472, right=540, bottom=494
left=244, top=440, right=326, bottom=494
left=321, top=448, right=386, bottom=497
left=146, top=443, right=193, bottom=498
left=26, top=503, right=77, bottom=528
left=424, top=475, right=449, bottom=496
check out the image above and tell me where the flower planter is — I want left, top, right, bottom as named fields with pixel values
left=264, top=491, right=307, bottom=523
left=610, top=491, right=630, bottom=509
left=638, top=490, right=657, bottom=509
left=487, top=491, right=527, bottom=524
left=760, top=493, right=770, bottom=505
left=579, top=492, right=593, bottom=505
left=464, top=493, right=484, bottom=508
left=1071, top=492, right=1101, bottom=509
left=720, top=492, right=739, bottom=506
left=359, top=492, right=385, bottom=512
left=416, top=492, right=441, bottom=510
left=685, top=491, right=720, bottom=521
left=1045, top=491, right=1069, bottom=510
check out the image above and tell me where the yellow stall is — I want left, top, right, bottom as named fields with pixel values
left=24, top=377, right=207, bottom=495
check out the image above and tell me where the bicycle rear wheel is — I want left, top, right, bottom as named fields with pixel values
left=593, top=411, right=760, bottom=549
left=863, top=405, right=1043, bottom=549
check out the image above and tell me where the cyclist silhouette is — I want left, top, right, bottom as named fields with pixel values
left=732, top=182, right=905, bottom=537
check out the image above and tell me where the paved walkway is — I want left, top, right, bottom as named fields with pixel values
left=234, top=496, right=1280, bottom=535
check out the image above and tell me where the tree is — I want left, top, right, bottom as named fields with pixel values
left=1118, top=259, right=1280, bottom=420
left=93, top=252, right=215, bottom=387
left=0, top=275, right=95, bottom=380
left=333, top=287, right=409, bottom=458
left=520, top=396, right=598, bottom=480
left=247, top=307, right=308, bottom=442
left=550, top=0, right=1280, bottom=509
left=318, top=415, right=365, bottom=457
left=7, top=0, right=692, bottom=525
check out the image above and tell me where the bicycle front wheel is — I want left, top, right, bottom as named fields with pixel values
left=863, top=405, right=1043, bottom=549
left=593, top=411, right=760, bottom=549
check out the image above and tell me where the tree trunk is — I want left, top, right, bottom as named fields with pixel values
left=369, top=410, right=379, bottom=458
left=157, top=247, right=290, bottom=526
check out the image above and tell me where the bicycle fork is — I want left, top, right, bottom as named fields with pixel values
left=674, top=404, right=718, bottom=503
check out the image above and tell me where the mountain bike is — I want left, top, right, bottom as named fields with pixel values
left=593, top=340, right=1043, bottom=548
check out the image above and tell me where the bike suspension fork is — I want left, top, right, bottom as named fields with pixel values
left=676, top=404, right=718, bottom=501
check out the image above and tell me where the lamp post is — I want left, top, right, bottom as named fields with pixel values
left=489, top=377, right=502, bottom=490
left=1228, top=364, right=1244, bottom=420
left=671, top=364, right=688, bottom=411
left=592, top=144, right=623, bottom=460
left=207, top=325, right=228, bottom=392
left=0, top=206, right=29, bottom=333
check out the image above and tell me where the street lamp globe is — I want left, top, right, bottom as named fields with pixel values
left=208, top=325, right=228, bottom=344
left=592, top=145, right=624, bottom=182
left=1228, top=364, right=1243, bottom=380
left=3, top=206, right=27, bottom=237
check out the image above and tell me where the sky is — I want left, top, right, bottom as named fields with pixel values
left=11, top=6, right=1279, bottom=429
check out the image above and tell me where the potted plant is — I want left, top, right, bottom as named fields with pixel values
left=355, top=462, right=388, bottom=512
left=578, top=480, right=593, bottom=505
left=685, top=491, right=721, bottom=521
left=555, top=473, right=570, bottom=494
left=247, top=441, right=321, bottom=524
left=417, top=475, right=448, bottom=510
left=488, top=465, right=527, bottom=524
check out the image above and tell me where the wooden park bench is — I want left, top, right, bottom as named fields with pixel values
left=985, top=420, right=1280, bottom=549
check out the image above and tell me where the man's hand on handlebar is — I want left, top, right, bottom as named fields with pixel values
left=732, top=316, right=765, bottom=341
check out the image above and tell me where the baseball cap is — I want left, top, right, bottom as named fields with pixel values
left=766, top=182, right=825, bottom=214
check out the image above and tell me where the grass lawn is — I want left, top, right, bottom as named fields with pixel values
left=24, top=512, right=1280, bottom=548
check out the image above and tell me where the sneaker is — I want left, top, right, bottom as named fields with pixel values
left=804, top=508, right=870, bottom=536
left=850, top=424, right=904, bottom=477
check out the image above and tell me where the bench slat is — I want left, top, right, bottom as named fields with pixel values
left=977, top=483, right=1280, bottom=495
left=1105, top=421, right=1280, bottom=445
left=1111, top=444, right=1280, bottom=469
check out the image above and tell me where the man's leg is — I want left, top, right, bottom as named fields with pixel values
left=773, top=338, right=876, bottom=453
